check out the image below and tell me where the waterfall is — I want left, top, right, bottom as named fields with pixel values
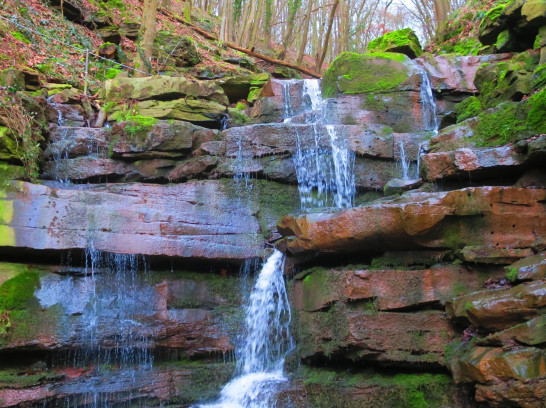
left=286, top=79, right=355, bottom=209
left=327, top=125, right=355, bottom=208
left=419, top=70, right=438, bottom=133
left=398, top=139, right=411, bottom=181
left=36, top=248, right=154, bottom=407
left=197, top=250, right=293, bottom=408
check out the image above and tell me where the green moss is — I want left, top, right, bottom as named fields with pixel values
left=506, top=267, right=518, bottom=283
left=455, top=96, right=482, bottom=123
left=479, top=4, right=507, bottom=28
left=472, top=102, right=527, bottom=147
left=0, top=369, right=63, bottom=389
left=526, top=88, right=546, bottom=134
left=367, top=28, right=422, bottom=58
left=0, top=271, right=40, bottom=310
left=227, top=108, right=249, bottom=127
left=300, top=367, right=454, bottom=408
left=322, top=52, right=411, bottom=98
left=104, top=68, right=122, bottom=80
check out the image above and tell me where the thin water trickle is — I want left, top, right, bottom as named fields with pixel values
left=36, top=248, right=154, bottom=407
left=419, top=70, right=439, bottom=133
left=197, top=250, right=293, bottom=408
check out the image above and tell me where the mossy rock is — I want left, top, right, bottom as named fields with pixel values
left=494, top=29, right=517, bottom=53
left=478, top=4, right=509, bottom=45
left=454, top=96, right=483, bottom=123
left=0, top=127, right=19, bottom=162
left=474, top=52, right=538, bottom=109
left=531, top=63, right=546, bottom=89
left=321, top=52, right=419, bottom=98
left=0, top=69, right=25, bottom=91
left=367, top=28, right=423, bottom=59
left=272, top=66, right=302, bottom=79
left=217, top=73, right=270, bottom=103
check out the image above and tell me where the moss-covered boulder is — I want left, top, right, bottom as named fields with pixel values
left=217, top=73, right=270, bottom=103
left=0, top=127, right=19, bottom=161
left=367, top=28, right=422, bottom=59
left=321, top=52, right=420, bottom=98
left=474, top=53, right=538, bottom=109
left=532, top=63, right=546, bottom=89
left=155, top=33, right=201, bottom=67
left=521, top=0, right=546, bottom=28
left=0, top=69, right=25, bottom=91
left=478, top=4, right=509, bottom=45
left=107, top=98, right=227, bottom=127
left=102, top=75, right=228, bottom=105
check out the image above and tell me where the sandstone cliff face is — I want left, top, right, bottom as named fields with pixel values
left=1, top=30, right=546, bottom=408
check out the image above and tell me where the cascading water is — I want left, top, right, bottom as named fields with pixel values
left=36, top=247, right=154, bottom=407
left=289, top=79, right=356, bottom=209
left=197, top=250, right=293, bottom=408
left=419, top=70, right=439, bottom=133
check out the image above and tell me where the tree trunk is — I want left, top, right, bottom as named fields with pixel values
left=433, top=0, right=450, bottom=29
left=184, top=0, right=192, bottom=22
left=316, top=0, right=339, bottom=73
left=135, top=0, right=159, bottom=77
left=249, top=0, right=264, bottom=50
left=296, top=0, right=314, bottom=65
left=278, top=0, right=302, bottom=60
left=264, top=0, right=273, bottom=49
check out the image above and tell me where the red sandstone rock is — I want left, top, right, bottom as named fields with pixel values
left=0, top=181, right=263, bottom=260
left=446, top=280, right=546, bottom=330
left=416, top=54, right=513, bottom=93
left=278, top=187, right=546, bottom=256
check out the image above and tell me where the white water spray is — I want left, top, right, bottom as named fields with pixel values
left=198, top=250, right=293, bottom=408
left=287, top=79, right=355, bottom=209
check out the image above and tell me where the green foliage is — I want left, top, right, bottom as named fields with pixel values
left=0, top=90, right=42, bottom=181
left=455, top=96, right=482, bottom=123
left=104, top=68, right=122, bottom=80
left=11, top=31, right=30, bottom=43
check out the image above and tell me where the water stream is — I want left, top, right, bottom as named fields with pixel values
left=286, top=79, right=356, bottom=209
left=197, top=250, right=293, bottom=408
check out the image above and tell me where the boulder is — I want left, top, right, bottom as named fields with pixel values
left=296, top=306, right=455, bottom=366
left=102, top=76, right=228, bottom=105
left=0, top=126, right=19, bottom=161
left=321, top=52, right=421, bottom=98
left=461, top=246, right=534, bottom=264
left=108, top=98, right=227, bottom=127
left=0, top=68, right=25, bottom=90
left=44, top=127, right=109, bottom=160
left=222, top=123, right=395, bottom=159
left=478, top=315, right=546, bottom=347
left=521, top=0, right=546, bottom=28
left=383, top=178, right=422, bottom=196
left=367, top=28, right=423, bottom=59
left=293, top=265, right=507, bottom=313
left=217, top=73, right=270, bottom=103
left=505, top=252, right=546, bottom=281
left=0, top=181, right=264, bottom=261
left=421, top=135, right=546, bottom=181
left=167, top=156, right=218, bottom=181
left=42, top=157, right=134, bottom=181
left=475, top=376, right=546, bottom=408
left=446, top=280, right=546, bottom=330
left=416, top=54, right=513, bottom=94
left=278, top=187, right=546, bottom=257
left=451, top=346, right=546, bottom=383
left=479, top=4, right=509, bottom=45
left=109, top=120, right=217, bottom=159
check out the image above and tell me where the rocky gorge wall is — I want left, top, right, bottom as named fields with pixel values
left=1, top=13, right=546, bottom=408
